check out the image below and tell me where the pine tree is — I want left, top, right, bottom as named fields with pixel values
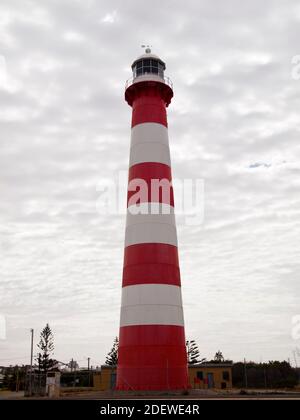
left=105, top=337, right=119, bottom=366
left=186, top=340, right=206, bottom=364
left=68, top=360, right=79, bottom=371
left=3, top=369, right=11, bottom=390
left=36, top=323, right=56, bottom=373
left=214, top=350, right=225, bottom=363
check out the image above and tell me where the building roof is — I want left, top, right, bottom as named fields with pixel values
left=189, top=362, right=233, bottom=368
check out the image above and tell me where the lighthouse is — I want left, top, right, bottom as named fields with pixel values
left=116, top=48, right=188, bottom=391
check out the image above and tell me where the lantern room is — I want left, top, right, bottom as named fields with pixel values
left=131, top=48, right=166, bottom=79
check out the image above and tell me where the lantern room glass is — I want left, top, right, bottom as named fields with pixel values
left=133, top=59, right=164, bottom=78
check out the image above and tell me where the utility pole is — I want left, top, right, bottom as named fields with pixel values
left=29, top=328, right=34, bottom=396
left=88, top=357, right=91, bottom=387
left=244, top=358, right=248, bottom=388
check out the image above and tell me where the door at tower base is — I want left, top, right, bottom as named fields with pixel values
left=116, top=50, right=188, bottom=391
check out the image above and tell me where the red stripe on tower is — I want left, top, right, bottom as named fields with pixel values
left=128, top=163, right=174, bottom=207
left=116, top=48, right=188, bottom=391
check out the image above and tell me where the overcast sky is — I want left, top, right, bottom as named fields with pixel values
left=1, top=0, right=300, bottom=368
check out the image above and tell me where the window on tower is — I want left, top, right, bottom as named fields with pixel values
left=136, top=61, right=143, bottom=77
left=133, top=58, right=165, bottom=78
left=151, top=59, right=158, bottom=74
left=158, top=62, right=164, bottom=77
left=143, top=58, right=151, bottom=73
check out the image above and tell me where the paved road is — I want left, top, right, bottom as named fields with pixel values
left=1, top=390, right=300, bottom=400
left=55, top=390, right=300, bottom=400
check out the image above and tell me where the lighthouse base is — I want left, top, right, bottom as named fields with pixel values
left=116, top=325, right=189, bottom=391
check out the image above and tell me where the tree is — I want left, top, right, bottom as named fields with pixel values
left=232, top=361, right=298, bottom=388
left=36, top=323, right=57, bottom=373
left=105, top=337, right=119, bottom=366
left=186, top=340, right=206, bottom=364
left=68, top=360, right=79, bottom=371
left=2, top=365, right=26, bottom=391
left=214, top=350, right=225, bottom=363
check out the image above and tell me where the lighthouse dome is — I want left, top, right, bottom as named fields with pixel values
left=131, top=50, right=166, bottom=79
left=132, top=52, right=164, bottom=64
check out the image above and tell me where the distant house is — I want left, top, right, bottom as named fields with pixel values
left=188, top=362, right=233, bottom=389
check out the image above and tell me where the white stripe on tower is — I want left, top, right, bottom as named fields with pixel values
left=120, top=284, right=184, bottom=327
left=125, top=209, right=177, bottom=246
left=130, top=123, right=171, bottom=166
left=125, top=224, right=177, bottom=247
left=130, top=123, right=169, bottom=147
left=130, top=142, right=171, bottom=166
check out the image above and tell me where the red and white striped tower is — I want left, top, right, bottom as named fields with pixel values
left=116, top=48, right=188, bottom=391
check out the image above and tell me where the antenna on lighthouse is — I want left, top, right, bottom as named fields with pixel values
left=141, top=44, right=152, bottom=53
